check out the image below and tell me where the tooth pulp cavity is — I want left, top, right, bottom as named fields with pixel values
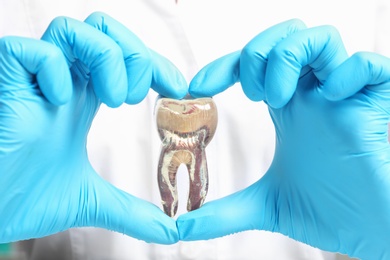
left=155, top=97, right=218, bottom=217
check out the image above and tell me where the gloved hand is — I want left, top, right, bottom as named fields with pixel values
left=177, top=19, right=390, bottom=259
left=0, top=12, right=187, bottom=244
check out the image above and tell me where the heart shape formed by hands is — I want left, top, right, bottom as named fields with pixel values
left=2, top=13, right=390, bottom=260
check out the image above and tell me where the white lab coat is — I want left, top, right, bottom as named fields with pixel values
left=1, top=0, right=388, bottom=259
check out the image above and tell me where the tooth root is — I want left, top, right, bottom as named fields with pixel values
left=157, top=146, right=209, bottom=217
left=155, top=97, right=218, bottom=217
left=157, top=146, right=180, bottom=217
left=186, top=147, right=208, bottom=212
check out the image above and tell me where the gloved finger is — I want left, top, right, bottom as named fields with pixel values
left=78, top=173, right=178, bottom=244
left=240, top=19, right=306, bottom=101
left=189, top=19, right=306, bottom=99
left=41, top=16, right=127, bottom=108
left=265, top=25, right=348, bottom=108
left=0, top=36, right=72, bottom=105
left=322, top=52, right=390, bottom=103
left=85, top=12, right=187, bottom=103
left=189, top=51, right=240, bottom=98
left=177, top=178, right=273, bottom=241
left=150, top=49, right=188, bottom=99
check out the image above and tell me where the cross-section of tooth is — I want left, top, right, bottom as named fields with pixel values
left=155, top=97, right=218, bottom=217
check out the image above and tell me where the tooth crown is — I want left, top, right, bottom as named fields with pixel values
left=155, top=97, right=218, bottom=217
left=156, top=98, right=217, bottom=146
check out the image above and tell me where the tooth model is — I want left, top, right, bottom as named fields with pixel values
left=155, top=97, right=218, bottom=217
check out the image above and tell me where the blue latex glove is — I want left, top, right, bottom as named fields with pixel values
left=0, top=12, right=187, bottom=244
left=177, top=19, right=390, bottom=259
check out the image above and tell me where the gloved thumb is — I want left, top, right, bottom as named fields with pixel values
left=76, top=171, right=179, bottom=244
left=177, top=176, right=274, bottom=241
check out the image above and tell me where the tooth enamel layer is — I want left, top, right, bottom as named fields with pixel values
left=155, top=97, right=218, bottom=217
